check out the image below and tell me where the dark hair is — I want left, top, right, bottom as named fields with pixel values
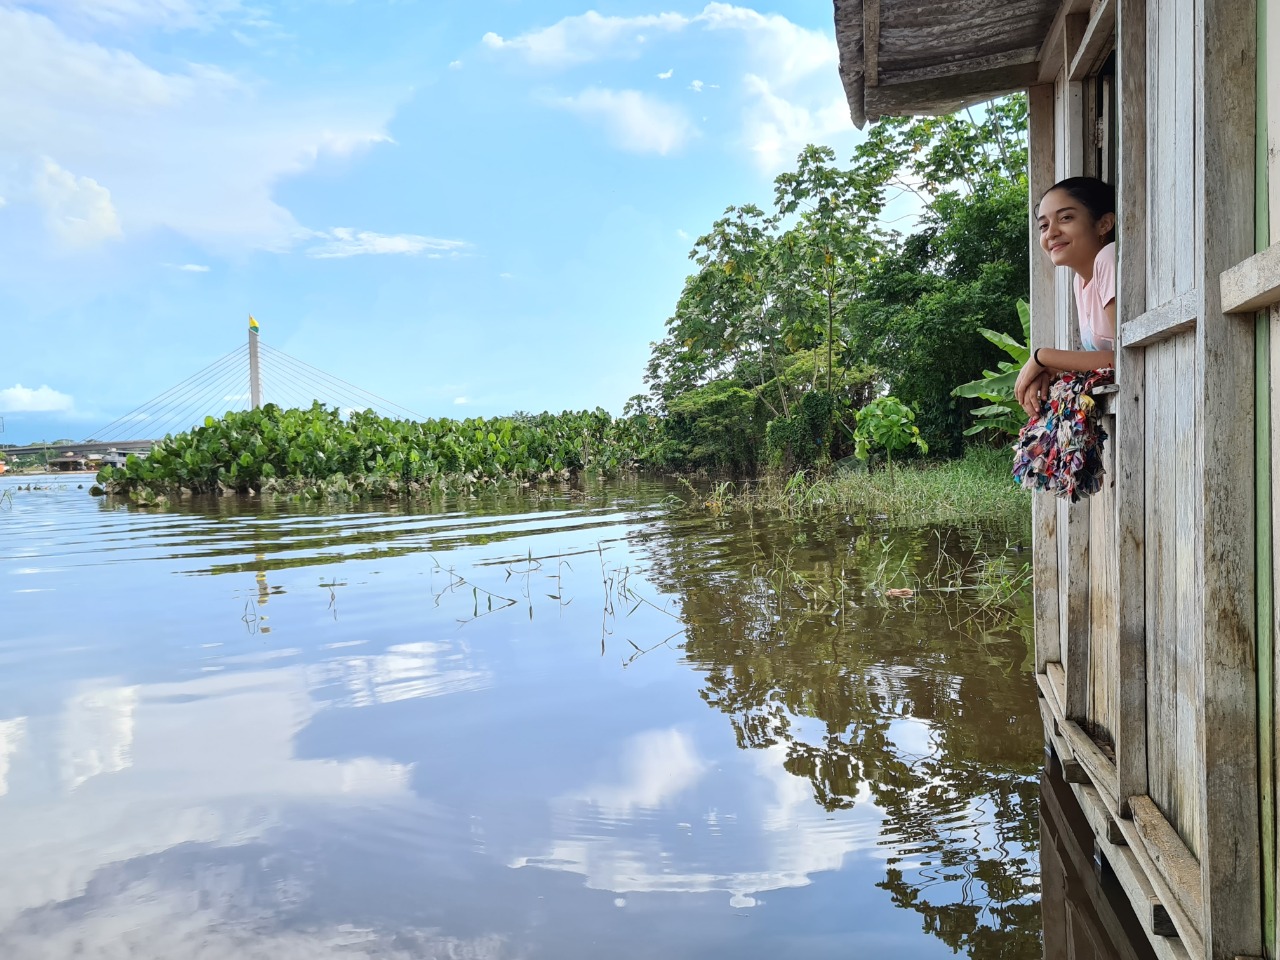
left=1042, top=176, right=1116, bottom=243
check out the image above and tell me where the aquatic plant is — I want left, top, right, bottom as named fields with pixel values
left=95, top=402, right=664, bottom=503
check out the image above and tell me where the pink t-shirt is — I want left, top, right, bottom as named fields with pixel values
left=1073, top=242, right=1116, bottom=351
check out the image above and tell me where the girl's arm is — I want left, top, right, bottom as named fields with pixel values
left=1013, top=302, right=1117, bottom=416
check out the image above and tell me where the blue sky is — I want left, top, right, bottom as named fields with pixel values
left=0, top=0, right=867, bottom=444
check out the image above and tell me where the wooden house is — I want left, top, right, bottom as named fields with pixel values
left=833, top=1, right=1276, bottom=958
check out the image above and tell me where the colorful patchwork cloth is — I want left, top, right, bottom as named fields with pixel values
left=1012, top=368, right=1115, bottom=502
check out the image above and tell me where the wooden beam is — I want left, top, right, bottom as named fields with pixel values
left=1118, top=292, right=1199, bottom=346
left=862, top=62, right=1041, bottom=120
left=1067, top=782, right=1192, bottom=952
left=863, top=0, right=880, bottom=87
left=1039, top=0, right=1098, bottom=82
left=1069, top=0, right=1117, bottom=80
left=1221, top=241, right=1280, bottom=313
left=1114, top=0, right=1149, bottom=822
left=1042, top=678, right=1202, bottom=955
left=1029, top=82, right=1063, bottom=673
left=1196, top=0, right=1264, bottom=953
left=1129, top=796, right=1205, bottom=933
left=880, top=45, right=1041, bottom=86
left=1064, top=11, right=1090, bottom=71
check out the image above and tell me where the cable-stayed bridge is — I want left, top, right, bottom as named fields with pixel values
left=7, top=321, right=423, bottom=462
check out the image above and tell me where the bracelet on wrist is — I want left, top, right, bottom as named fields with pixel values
left=1033, top=347, right=1044, bottom=368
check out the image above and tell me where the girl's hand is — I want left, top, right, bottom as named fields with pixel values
left=1014, top=359, right=1050, bottom=418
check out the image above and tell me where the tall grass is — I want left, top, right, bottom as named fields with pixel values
left=676, top=446, right=1029, bottom=528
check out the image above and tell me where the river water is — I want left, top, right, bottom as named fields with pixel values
left=0, top=472, right=1046, bottom=959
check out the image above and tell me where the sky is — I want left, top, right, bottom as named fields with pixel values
left=0, top=0, right=869, bottom=444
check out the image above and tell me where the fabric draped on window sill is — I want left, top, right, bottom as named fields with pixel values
left=1012, top=368, right=1115, bottom=502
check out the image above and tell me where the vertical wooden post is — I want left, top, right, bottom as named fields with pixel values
left=1256, top=0, right=1278, bottom=951
left=1197, top=0, right=1262, bottom=953
left=1114, top=0, right=1149, bottom=820
left=1030, top=82, right=1062, bottom=672
left=1057, top=68, right=1094, bottom=721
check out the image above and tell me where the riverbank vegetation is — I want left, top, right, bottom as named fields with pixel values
left=676, top=447, right=1027, bottom=529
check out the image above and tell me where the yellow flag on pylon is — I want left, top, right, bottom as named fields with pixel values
left=249, top=314, right=260, bottom=333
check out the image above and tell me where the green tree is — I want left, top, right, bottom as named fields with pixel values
left=773, top=144, right=890, bottom=395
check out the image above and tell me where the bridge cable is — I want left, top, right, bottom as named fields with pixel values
left=89, top=345, right=249, bottom=443
left=260, top=342, right=426, bottom=421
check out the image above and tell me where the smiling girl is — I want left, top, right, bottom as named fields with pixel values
left=1014, top=177, right=1117, bottom=417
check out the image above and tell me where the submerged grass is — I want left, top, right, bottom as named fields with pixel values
left=676, top=446, right=1029, bottom=528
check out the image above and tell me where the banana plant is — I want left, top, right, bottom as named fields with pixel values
left=951, top=299, right=1031, bottom=436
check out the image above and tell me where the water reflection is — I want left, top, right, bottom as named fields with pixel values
left=636, top=513, right=1043, bottom=955
left=0, top=474, right=1054, bottom=958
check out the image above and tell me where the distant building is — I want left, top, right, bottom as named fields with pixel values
left=50, top=452, right=89, bottom=472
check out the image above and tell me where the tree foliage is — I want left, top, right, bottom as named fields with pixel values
left=641, top=94, right=1031, bottom=470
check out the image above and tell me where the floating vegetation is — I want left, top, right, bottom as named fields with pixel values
left=95, top=402, right=665, bottom=505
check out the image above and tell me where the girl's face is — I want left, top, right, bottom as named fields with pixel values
left=1037, top=188, right=1114, bottom=273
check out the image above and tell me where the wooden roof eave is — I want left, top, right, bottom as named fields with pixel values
left=834, top=0, right=1060, bottom=128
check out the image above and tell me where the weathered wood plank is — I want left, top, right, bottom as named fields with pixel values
left=1061, top=76, right=1087, bottom=186
left=1060, top=712, right=1120, bottom=807
left=1221, top=242, right=1280, bottom=313
left=1066, top=492, right=1093, bottom=720
left=1271, top=298, right=1280, bottom=960
left=1113, top=0, right=1149, bottom=819
left=1069, top=0, right=1116, bottom=80
left=1041, top=769, right=1185, bottom=959
left=1146, top=338, right=1174, bottom=821
left=1048, top=659, right=1070, bottom=716
left=1196, top=0, right=1264, bottom=952
left=1173, top=330, right=1200, bottom=857
left=1039, top=0, right=1099, bottom=82
left=862, top=64, right=1042, bottom=122
left=1042, top=677, right=1199, bottom=955
left=1066, top=784, right=1199, bottom=956
left=878, top=45, right=1041, bottom=86
left=1030, top=82, right=1063, bottom=673
left=1151, top=0, right=1174, bottom=304
left=1089, top=423, right=1118, bottom=742
left=1118, top=291, right=1199, bottom=346
left=1173, top=0, right=1195, bottom=297
left=863, top=0, right=880, bottom=86
left=1130, top=794, right=1205, bottom=933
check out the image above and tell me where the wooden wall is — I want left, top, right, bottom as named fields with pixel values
left=1034, top=0, right=1263, bottom=954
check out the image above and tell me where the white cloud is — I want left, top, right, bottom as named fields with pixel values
left=27, top=0, right=249, bottom=32
left=482, top=12, right=687, bottom=67
left=174, top=263, right=210, bottom=272
left=34, top=158, right=122, bottom=247
left=696, top=4, right=849, bottom=171
left=657, top=68, right=673, bottom=79
left=453, top=397, right=469, bottom=405
left=449, top=59, right=463, bottom=69
left=554, top=88, right=695, bottom=155
left=484, top=4, right=851, bottom=172
left=305, top=228, right=469, bottom=259
left=675, top=228, right=689, bottom=240
left=0, top=7, right=399, bottom=254
left=0, top=718, right=26, bottom=799
left=0, top=384, right=75, bottom=413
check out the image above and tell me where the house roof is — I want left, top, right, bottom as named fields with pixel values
left=834, top=0, right=1061, bottom=127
